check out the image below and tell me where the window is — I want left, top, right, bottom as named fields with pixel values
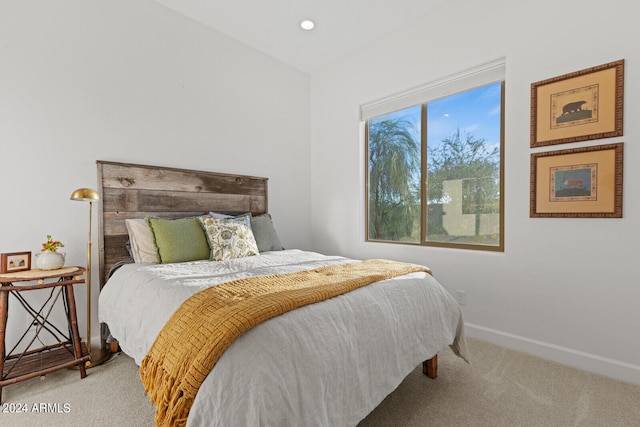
left=363, top=60, right=505, bottom=251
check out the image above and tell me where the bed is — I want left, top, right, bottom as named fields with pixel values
left=95, top=160, right=467, bottom=427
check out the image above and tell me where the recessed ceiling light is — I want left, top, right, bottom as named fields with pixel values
left=300, top=20, right=315, bottom=31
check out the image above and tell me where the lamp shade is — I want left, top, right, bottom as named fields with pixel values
left=70, top=188, right=99, bottom=202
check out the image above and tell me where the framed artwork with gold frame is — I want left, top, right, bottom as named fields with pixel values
left=530, top=60, right=624, bottom=148
left=530, top=143, right=623, bottom=218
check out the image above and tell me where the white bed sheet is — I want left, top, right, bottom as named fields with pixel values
left=99, top=250, right=466, bottom=427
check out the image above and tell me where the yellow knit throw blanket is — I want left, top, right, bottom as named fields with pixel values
left=140, top=259, right=430, bottom=427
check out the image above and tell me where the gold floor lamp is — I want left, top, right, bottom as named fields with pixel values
left=70, top=187, right=110, bottom=368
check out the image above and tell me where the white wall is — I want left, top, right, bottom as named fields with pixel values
left=0, top=0, right=311, bottom=348
left=310, top=0, right=640, bottom=383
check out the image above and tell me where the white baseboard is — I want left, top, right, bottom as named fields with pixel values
left=465, top=323, right=640, bottom=385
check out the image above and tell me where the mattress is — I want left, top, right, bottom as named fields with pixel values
left=98, top=249, right=466, bottom=426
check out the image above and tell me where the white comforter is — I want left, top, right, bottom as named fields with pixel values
left=99, top=250, right=466, bottom=427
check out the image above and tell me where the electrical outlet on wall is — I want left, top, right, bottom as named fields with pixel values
left=455, top=290, right=466, bottom=306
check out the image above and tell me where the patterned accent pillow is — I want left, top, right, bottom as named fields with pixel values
left=198, top=217, right=259, bottom=261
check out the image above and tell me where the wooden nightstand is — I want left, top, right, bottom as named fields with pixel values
left=0, top=267, right=91, bottom=403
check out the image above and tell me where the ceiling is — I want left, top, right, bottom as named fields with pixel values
left=154, top=0, right=452, bottom=73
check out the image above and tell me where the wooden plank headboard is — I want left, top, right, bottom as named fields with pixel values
left=96, top=160, right=268, bottom=287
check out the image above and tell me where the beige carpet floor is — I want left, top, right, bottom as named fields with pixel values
left=2, top=338, right=639, bottom=426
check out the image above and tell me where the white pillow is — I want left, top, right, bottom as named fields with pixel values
left=209, top=211, right=233, bottom=219
left=125, top=218, right=157, bottom=263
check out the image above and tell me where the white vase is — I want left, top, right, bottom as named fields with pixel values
left=35, top=251, right=66, bottom=270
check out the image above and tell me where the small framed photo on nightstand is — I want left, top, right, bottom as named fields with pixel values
left=0, top=251, right=32, bottom=274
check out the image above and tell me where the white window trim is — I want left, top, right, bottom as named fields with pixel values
left=360, top=58, right=506, bottom=121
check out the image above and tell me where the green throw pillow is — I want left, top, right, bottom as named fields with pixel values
left=145, top=216, right=210, bottom=264
left=250, top=213, right=284, bottom=252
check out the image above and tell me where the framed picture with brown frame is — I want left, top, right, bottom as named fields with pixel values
left=0, top=251, right=32, bottom=274
left=530, top=143, right=623, bottom=218
left=530, top=60, right=624, bottom=148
